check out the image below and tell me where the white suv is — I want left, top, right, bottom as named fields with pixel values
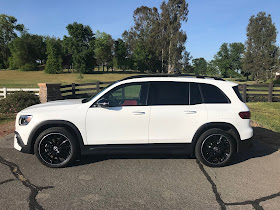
left=14, top=75, right=253, bottom=168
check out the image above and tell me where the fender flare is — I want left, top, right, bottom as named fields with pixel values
left=25, top=120, right=85, bottom=154
left=191, top=122, right=241, bottom=154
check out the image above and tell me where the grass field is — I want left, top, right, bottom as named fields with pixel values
left=0, top=69, right=140, bottom=88
left=247, top=102, right=280, bottom=133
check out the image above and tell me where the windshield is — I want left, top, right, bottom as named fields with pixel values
left=82, top=81, right=119, bottom=103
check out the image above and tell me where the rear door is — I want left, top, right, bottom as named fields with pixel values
left=148, top=82, right=207, bottom=143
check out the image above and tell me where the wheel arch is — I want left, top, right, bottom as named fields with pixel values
left=191, top=122, right=241, bottom=154
left=27, top=120, right=84, bottom=154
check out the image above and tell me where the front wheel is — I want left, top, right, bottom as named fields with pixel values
left=34, top=127, right=78, bottom=168
left=195, top=128, right=235, bottom=167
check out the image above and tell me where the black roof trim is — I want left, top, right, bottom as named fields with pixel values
left=120, top=74, right=225, bottom=81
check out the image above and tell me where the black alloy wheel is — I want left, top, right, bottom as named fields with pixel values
left=35, top=127, right=77, bottom=168
left=195, top=128, right=235, bottom=167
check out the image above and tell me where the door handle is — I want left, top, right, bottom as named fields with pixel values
left=184, top=110, right=197, bottom=114
left=132, top=111, right=145, bottom=115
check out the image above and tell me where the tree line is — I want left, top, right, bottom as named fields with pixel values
left=0, top=1, right=279, bottom=81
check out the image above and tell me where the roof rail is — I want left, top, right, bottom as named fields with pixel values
left=120, top=74, right=225, bottom=81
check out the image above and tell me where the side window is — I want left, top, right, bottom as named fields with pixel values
left=103, top=83, right=148, bottom=107
left=190, top=83, right=202, bottom=105
left=199, top=83, right=230, bottom=104
left=148, top=82, right=189, bottom=105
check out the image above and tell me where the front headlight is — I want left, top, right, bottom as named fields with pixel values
left=19, top=115, right=32, bottom=126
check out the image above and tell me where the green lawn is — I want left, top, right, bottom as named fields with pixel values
left=247, top=102, right=280, bottom=133
left=0, top=69, right=140, bottom=88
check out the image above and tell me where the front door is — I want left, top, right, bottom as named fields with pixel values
left=86, top=82, right=150, bottom=145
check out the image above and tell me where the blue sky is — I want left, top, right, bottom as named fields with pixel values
left=1, top=0, right=280, bottom=61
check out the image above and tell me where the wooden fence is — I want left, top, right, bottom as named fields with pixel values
left=0, top=88, right=39, bottom=99
left=60, top=81, right=114, bottom=99
left=238, top=84, right=280, bottom=102
left=61, top=82, right=280, bottom=102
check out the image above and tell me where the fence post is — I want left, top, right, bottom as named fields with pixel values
left=3, top=87, right=7, bottom=98
left=72, top=83, right=76, bottom=96
left=268, top=83, right=273, bottom=102
left=96, top=81, right=100, bottom=93
left=242, top=84, right=247, bottom=102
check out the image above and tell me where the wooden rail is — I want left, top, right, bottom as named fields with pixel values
left=60, top=81, right=114, bottom=99
left=238, top=84, right=280, bottom=102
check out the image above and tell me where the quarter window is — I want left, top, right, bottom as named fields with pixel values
left=148, top=82, right=189, bottom=105
left=199, top=83, right=230, bottom=103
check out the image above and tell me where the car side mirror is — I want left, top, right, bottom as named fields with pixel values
left=96, top=98, right=109, bottom=107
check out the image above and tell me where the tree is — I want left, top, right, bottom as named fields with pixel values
left=0, top=14, right=24, bottom=68
left=181, top=50, right=193, bottom=73
left=206, top=60, right=219, bottom=76
left=45, top=38, right=63, bottom=74
left=9, top=33, right=46, bottom=70
left=63, top=22, right=95, bottom=74
left=95, top=31, right=114, bottom=71
left=214, top=42, right=244, bottom=77
left=243, top=12, right=278, bottom=80
left=160, top=0, right=189, bottom=73
left=192, top=58, right=207, bottom=75
left=123, top=6, right=161, bottom=72
left=114, top=38, right=128, bottom=70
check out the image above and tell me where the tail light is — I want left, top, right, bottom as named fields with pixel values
left=239, top=111, right=251, bottom=119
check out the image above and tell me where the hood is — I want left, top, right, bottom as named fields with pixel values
left=20, top=99, right=84, bottom=114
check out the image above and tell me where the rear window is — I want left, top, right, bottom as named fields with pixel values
left=200, top=83, right=230, bottom=104
left=233, top=85, right=244, bottom=102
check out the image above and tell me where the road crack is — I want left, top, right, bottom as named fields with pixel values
left=196, top=160, right=280, bottom=210
left=0, top=155, right=53, bottom=210
left=0, top=178, right=16, bottom=185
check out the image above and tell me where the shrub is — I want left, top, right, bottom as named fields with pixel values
left=0, top=91, right=40, bottom=114
left=273, top=78, right=280, bottom=84
left=20, top=63, right=38, bottom=71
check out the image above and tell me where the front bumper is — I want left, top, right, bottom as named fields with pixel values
left=14, top=131, right=32, bottom=153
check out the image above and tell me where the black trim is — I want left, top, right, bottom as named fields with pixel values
left=238, top=137, right=253, bottom=152
left=14, top=131, right=30, bottom=153
left=81, top=143, right=193, bottom=155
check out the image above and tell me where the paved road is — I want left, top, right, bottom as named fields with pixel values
left=0, top=128, right=280, bottom=210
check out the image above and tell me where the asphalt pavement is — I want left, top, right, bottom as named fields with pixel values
left=0, top=128, right=280, bottom=210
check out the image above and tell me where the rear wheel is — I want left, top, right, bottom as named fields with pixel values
left=195, top=128, right=235, bottom=167
left=34, top=127, right=78, bottom=168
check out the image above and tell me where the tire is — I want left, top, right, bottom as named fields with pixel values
left=195, top=128, right=235, bottom=167
left=34, top=127, right=78, bottom=168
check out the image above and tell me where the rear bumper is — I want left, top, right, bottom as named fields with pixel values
left=237, top=137, right=253, bottom=153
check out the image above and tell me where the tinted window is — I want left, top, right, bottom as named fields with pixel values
left=103, top=83, right=148, bottom=107
left=200, top=83, right=230, bottom=104
left=233, top=85, right=244, bottom=102
left=148, top=82, right=189, bottom=105
left=190, top=83, right=202, bottom=105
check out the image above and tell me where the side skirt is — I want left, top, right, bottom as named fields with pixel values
left=81, top=143, right=194, bottom=156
